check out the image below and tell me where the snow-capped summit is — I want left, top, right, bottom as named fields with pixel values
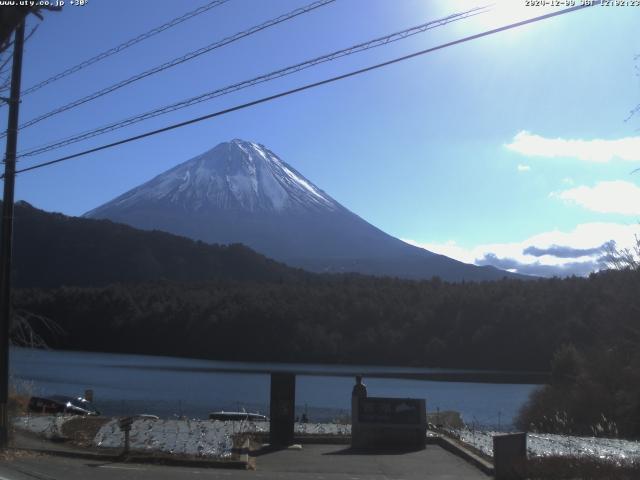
left=88, top=139, right=336, bottom=215
left=85, top=139, right=516, bottom=281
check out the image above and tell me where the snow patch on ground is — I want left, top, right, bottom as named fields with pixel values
left=13, top=415, right=73, bottom=440
left=92, top=419, right=350, bottom=457
left=453, top=428, right=640, bottom=464
left=295, top=422, right=351, bottom=435
left=14, top=415, right=351, bottom=459
left=94, top=418, right=242, bottom=458
left=19, top=415, right=640, bottom=465
left=18, top=415, right=639, bottom=464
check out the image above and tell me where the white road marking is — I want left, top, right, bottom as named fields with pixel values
left=97, top=465, right=146, bottom=471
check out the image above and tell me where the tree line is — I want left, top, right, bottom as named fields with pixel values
left=13, top=268, right=638, bottom=375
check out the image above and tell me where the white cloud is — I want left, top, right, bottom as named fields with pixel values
left=517, top=164, right=531, bottom=172
left=403, top=222, right=639, bottom=277
left=505, top=131, right=640, bottom=162
left=552, top=181, right=640, bottom=216
left=404, top=239, right=476, bottom=264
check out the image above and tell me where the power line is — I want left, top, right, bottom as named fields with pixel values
left=5, top=0, right=336, bottom=138
left=17, top=6, right=488, bottom=159
left=12, top=2, right=595, bottom=177
left=16, top=0, right=231, bottom=99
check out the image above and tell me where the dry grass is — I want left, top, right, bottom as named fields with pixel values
left=0, top=449, right=40, bottom=462
left=7, top=382, right=34, bottom=443
left=8, top=378, right=35, bottom=419
left=8, top=392, right=30, bottom=418
left=427, top=410, right=464, bottom=429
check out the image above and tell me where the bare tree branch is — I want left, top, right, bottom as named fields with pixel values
left=10, top=309, right=65, bottom=349
left=603, top=234, right=640, bottom=271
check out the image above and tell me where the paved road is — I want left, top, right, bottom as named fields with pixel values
left=255, top=444, right=488, bottom=479
left=0, top=444, right=488, bottom=480
left=0, top=456, right=247, bottom=480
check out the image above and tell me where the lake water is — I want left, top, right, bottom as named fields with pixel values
left=9, top=347, right=539, bottom=428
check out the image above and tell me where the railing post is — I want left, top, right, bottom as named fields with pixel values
left=493, top=432, right=527, bottom=480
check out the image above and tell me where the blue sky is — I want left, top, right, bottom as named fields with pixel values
left=3, top=0, right=640, bottom=276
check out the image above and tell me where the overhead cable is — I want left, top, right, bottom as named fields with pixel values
left=17, top=5, right=487, bottom=158
left=5, top=0, right=336, bottom=136
left=11, top=3, right=596, bottom=177
left=18, top=0, right=231, bottom=98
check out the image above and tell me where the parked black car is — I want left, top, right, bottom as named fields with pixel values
left=28, top=395, right=100, bottom=416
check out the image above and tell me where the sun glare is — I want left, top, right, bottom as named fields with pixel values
left=442, top=0, right=560, bottom=32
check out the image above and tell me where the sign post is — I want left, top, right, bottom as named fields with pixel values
left=118, top=416, right=134, bottom=456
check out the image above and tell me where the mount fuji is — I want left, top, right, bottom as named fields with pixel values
left=85, top=139, right=515, bottom=281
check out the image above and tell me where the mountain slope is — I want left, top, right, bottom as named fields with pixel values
left=85, top=139, right=518, bottom=281
left=10, top=201, right=305, bottom=288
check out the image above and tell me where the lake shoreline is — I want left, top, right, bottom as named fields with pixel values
left=17, top=346, right=549, bottom=385
left=10, top=347, right=540, bottom=428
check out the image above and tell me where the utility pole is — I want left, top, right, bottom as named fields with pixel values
left=0, top=19, right=25, bottom=449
